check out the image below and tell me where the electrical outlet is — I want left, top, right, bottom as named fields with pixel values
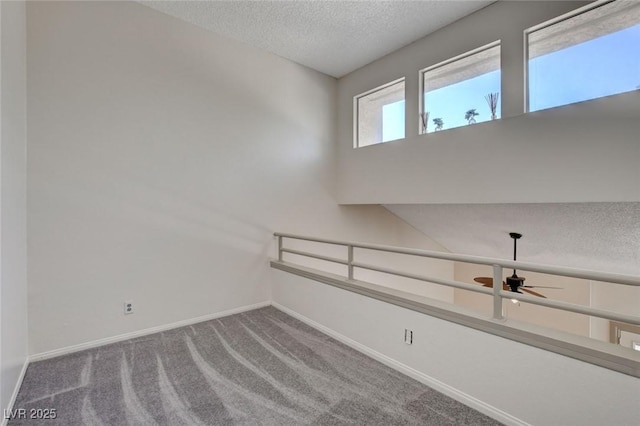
left=124, top=300, right=134, bottom=315
left=404, top=329, right=413, bottom=345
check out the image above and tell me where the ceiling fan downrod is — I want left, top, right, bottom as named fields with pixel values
left=507, top=232, right=523, bottom=292
left=509, top=232, right=522, bottom=275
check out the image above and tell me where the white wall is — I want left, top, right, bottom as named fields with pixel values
left=337, top=1, right=640, bottom=204
left=272, top=269, right=640, bottom=426
left=0, top=0, right=28, bottom=412
left=26, top=1, right=450, bottom=355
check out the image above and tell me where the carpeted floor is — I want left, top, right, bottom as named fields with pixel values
left=10, top=306, right=501, bottom=425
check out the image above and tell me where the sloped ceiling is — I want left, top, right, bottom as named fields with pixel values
left=139, top=0, right=494, bottom=78
left=385, top=203, right=640, bottom=276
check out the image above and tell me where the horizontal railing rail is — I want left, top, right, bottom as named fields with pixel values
left=351, top=261, right=493, bottom=295
left=280, top=248, right=349, bottom=266
left=274, top=232, right=640, bottom=326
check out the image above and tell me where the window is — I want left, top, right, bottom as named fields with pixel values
left=527, top=0, right=640, bottom=112
left=420, top=42, right=500, bottom=134
left=354, top=78, right=405, bottom=148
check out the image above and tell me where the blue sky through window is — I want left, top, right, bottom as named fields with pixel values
left=529, top=23, right=640, bottom=112
left=382, top=100, right=405, bottom=142
left=424, top=70, right=501, bottom=132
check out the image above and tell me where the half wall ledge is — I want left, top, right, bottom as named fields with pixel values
left=270, top=259, right=640, bottom=378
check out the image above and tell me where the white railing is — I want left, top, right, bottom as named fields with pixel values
left=274, top=232, right=640, bottom=327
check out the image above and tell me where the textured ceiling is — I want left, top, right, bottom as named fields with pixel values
left=385, top=203, right=640, bottom=276
left=139, top=0, right=494, bottom=78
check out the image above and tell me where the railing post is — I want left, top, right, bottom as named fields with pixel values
left=492, top=264, right=503, bottom=320
left=348, top=245, right=354, bottom=280
left=277, top=235, right=283, bottom=261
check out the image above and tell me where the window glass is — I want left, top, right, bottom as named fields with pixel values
left=527, top=0, right=640, bottom=112
left=355, top=79, right=405, bottom=147
left=421, top=42, right=501, bottom=133
left=382, top=100, right=405, bottom=142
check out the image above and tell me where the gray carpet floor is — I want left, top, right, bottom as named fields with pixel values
left=11, top=306, right=501, bottom=425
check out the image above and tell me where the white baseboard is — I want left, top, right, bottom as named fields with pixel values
left=272, top=302, right=529, bottom=426
left=30, top=301, right=271, bottom=362
left=2, top=357, right=30, bottom=426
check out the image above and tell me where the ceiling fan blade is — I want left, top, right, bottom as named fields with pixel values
left=474, top=277, right=510, bottom=290
left=521, top=288, right=546, bottom=298
left=474, top=277, right=494, bottom=286
left=522, top=285, right=563, bottom=289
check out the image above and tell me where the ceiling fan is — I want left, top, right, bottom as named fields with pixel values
left=473, top=232, right=562, bottom=298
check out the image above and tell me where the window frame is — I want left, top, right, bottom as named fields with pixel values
left=524, top=0, right=639, bottom=112
left=418, top=40, right=501, bottom=135
left=353, top=77, right=406, bottom=149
